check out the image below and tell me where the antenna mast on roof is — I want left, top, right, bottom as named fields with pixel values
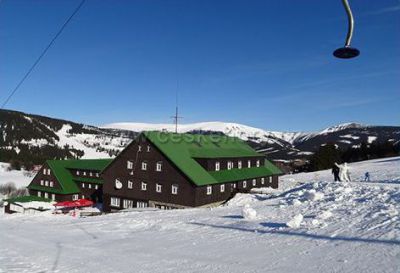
left=170, top=79, right=183, bottom=133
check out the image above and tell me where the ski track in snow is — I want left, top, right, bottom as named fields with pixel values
left=1, top=157, right=400, bottom=273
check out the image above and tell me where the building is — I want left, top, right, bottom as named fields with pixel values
left=3, top=196, right=53, bottom=214
left=27, top=159, right=112, bottom=202
left=102, top=131, right=282, bottom=211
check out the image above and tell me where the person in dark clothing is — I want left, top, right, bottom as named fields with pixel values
left=332, top=164, right=341, bottom=182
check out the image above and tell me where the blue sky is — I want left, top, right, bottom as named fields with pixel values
left=1, top=0, right=399, bottom=132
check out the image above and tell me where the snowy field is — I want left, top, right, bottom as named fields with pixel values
left=1, top=157, right=399, bottom=273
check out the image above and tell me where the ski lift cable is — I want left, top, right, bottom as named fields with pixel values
left=0, top=0, right=86, bottom=109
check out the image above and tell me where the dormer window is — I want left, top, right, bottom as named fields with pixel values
left=76, top=170, right=80, bottom=176
left=127, top=160, right=133, bottom=170
left=215, top=162, right=220, bottom=171
left=156, top=162, right=162, bottom=172
left=256, top=160, right=260, bottom=167
left=238, top=161, right=242, bottom=169
left=96, top=173, right=99, bottom=177
left=247, top=160, right=251, bottom=168
left=89, top=172, right=93, bottom=177
left=227, top=161, right=233, bottom=170
left=141, top=161, right=147, bottom=171
left=83, top=171, right=87, bottom=176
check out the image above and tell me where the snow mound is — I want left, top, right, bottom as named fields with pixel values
left=241, top=204, right=257, bottom=220
left=286, top=214, right=303, bottom=228
left=304, top=189, right=325, bottom=201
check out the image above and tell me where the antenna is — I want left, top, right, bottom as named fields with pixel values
left=170, top=79, right=183, bottom=133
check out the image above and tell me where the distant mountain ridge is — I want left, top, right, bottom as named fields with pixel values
left=1, top=109, right=399, bottom=166
left=103, top=121, right=400, bottom=161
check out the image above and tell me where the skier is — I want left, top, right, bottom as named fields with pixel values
left=332, top=164, right=341, bottom=181
left=364, top=172, right=370, bottom=182
left=335, top=162, right=351, bottom=182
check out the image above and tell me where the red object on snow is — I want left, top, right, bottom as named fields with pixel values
left=54, top=199, right=93, bottom=208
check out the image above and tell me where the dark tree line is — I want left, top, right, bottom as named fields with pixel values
left=306, top=141, right=399, bottom=172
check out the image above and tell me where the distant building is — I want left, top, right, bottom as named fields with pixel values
left=102, top=131, right=282, bottom=211
left=27, top=159, right=112, bottom=202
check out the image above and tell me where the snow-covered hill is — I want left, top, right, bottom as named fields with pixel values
left=1, top=157, right=399, bottom=273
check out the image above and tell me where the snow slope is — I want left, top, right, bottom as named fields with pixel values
left=0, top=163, right=32, bottom=188
left=1, top=157, right=400, bottom=273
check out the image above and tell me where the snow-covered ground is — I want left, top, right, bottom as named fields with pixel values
left=0, top=163, right=33, bottom=188
left=1, top=157, right=400, bottom=273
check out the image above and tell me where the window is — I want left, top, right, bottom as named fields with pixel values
left=137, top=201, right=148, bottom=208
left=141, top=182, right=147, bottom=191
left=37, top=191, right=41, bottom=197
left=82, top=183, right=85, bottom=188
left=95, top=185, right=98, bottom=190
left=88, top=184, right=92, bottom=189
left=215, top=162, right=220, bottom=171
left=51, top=194, right=55, bottom=201
left=147, top=145, right=151, bottom=152
left=243, top=180, right=247, bottom=188
left=40, top=180, right=44, bottom=186
left=72, top=194, right=79, bottom=201
left=47, top=169, right=51, bottom=175
left=76, top=170, right=80, bottom=175
left=43, top=168, right=46, bottom=175
left=123, top=199, right=134, bottom=209
left=45, top=180, right=49, bottom=187
left=256, top=160, right=260, bottom=167
left=156, top=162, right=162, bottom=172
left=82, top=195, right=85, bottom=199
left=156, top=183, right=162, bottom=193
left=128, top=180, right=133, bottom=189
left=247, top=160, right=251, bottom=168
left=89, top=172, right=93, bottom=177
left=269, top=176, right=272, bottom=183
left=261, top=178, right=265, bottom=185
left=172, top=185, right=178, bottom=195
left=96, top=173, right=99, bottom=177
left=252, top=179, right=256, bottom=186
left=207, top=186, right=212, bottom=195
left=238, top=161, right=242, bottom=169
left=49, top=181, right=54, bottom=187
left=138, top=145, right=142, bottom=152
left=110, top=197, right=120, bottom=207
left=127, top=161, right=133, bottom=170
left=232, top=183, right=237, bottom=188
left=83, top=171, right=87, bottom=176
left=141, top=161, right=147, bottom=171
left=44, top=192, right=49, bottom=199
left=220, top=184, right=225, bottom=192
left=227, top=161, right=233, bottom=170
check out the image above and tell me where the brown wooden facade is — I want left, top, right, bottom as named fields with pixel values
left=102, top=135, right=279, bottom=212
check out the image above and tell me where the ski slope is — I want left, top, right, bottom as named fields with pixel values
left=1, top=157, right=399, bottom=273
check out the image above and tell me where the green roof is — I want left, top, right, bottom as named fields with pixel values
left=72, top=176, right=105, bottom=185
left=4, top=195, right=52, bottom=203
left=144, top=131, right=282, bottom=186
left=28, top=159, right=112, bottom=195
